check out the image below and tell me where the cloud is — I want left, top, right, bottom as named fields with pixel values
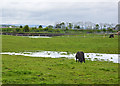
left=1, top=1, right=118, bottom=25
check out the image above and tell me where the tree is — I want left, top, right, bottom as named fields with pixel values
left=55, top=28, right=60, bottom=32
left=103, top=24, right=106, bottom=29
left=95, top=24, right=99, bottom=30
left=38, top=28, right=43, bottom=31
left=65, top=27, right=69, bottom=31
left=97, top=29, right=101, bottom=33
left=30, top=27, right=36, bottom=32
left=48, top=28, right=54, bottom=32
left=103, top=28, right=106, bottom=33
left=77, top=21, right=84, bottom=29
left=15, top=28, right=20, bottom=32
left=39, top=25, right=42, bottom=28
left=43, top=27, right=48, bottom=31
left=68, top=23, right=73, bottom=29
left=23, top=25, right=29, bottom=32
left=74, top=25, right=80, bottom=29
left=60, top=22, right=65, bottom=25
left=55, top=24, right=61, bottom=28
left=107, top=28, right=113, bottom=32
left=20, top=25, right=23, bottom=28
left=48, top=25, right=53, bottom=28
left=60, top=22, right=65, bottom=29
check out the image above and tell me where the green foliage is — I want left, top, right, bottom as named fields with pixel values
left=23, top=25, right=29, bottom=32
left=95, top=24, right=99, bottom=30
left=65, top=27, right=68, bottom=31
left=97, top=29, right=101, bottom=33
left=43, top=27, right=48, bottom=31
left=15, top=28, right=21, bottom=32
left=1, top=26, right=118, bottom=34
left=38, top=28, right=43, bottom=31
left=2, top=28, right=14, bottom=32
left=55, top=28, right=60, bottom=32
left=60, top=22, right=65, bottom=25
left=104, top=25, right=106, bottom=27
left=86, top=29, right=94, bottom=33
left=74, top=25, right=80, bottom=29
left=48, top=28, right=54, bottom=32
left=39, top=25, right=42, bottom=28
left=103, top=28, right=106, bottom=32
left=55, top=24, right=61, bottom=28
left=68, top=23, right=73, bottom=29
left=30, top=27, right=36, bottom=32
left=20, top=25, right=23, bottom=28
left=2, top=55, right=118, bottom=84
left=107, top=28, right=113, bottom=32
left=48, top=25, right=53, bottom=28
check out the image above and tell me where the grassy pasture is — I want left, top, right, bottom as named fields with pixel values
left=1, top=34, right=119, bottom=84
left=2, top=34, right=118, bottom=54
left=2, top=55, right=118, bottom=84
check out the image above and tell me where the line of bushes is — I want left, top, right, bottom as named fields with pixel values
left=1, top=25, right=117, bottom=34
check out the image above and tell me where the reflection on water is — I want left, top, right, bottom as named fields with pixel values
left=0, top=51, right=119, bottom=63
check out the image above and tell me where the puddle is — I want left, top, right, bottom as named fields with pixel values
left=0, top=51, right=119, bottom=63
left=26, top=36, right=52, bottom=38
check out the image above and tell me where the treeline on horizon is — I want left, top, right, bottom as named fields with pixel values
left=1, top=22, right=119, bottom=33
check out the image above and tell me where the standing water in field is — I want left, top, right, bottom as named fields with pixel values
left=0, top=51, right=119, bottom=63
left=26, top=36, right=52, bottom=38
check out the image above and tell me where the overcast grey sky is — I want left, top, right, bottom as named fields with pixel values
left=1, top=0, right=119, bottom=25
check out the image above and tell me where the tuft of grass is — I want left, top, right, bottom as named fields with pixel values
left=94, top=58, right=99, bottom=61
left=60, top=53, right=67, bottom=55
left=96, top=54, right=102, bottom=56
left=99, top=68, right=110, bottom=71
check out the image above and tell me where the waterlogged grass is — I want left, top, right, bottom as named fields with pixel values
left=2, top=55, right=118, bottom=84
left=2, top=35, right=118, bottom=54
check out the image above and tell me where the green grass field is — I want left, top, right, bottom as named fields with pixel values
left=2, top=55, right=118, bottom=84
left=2, top=34, right=118, bottom=54
left=1, top=34, right=119, bottom=84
